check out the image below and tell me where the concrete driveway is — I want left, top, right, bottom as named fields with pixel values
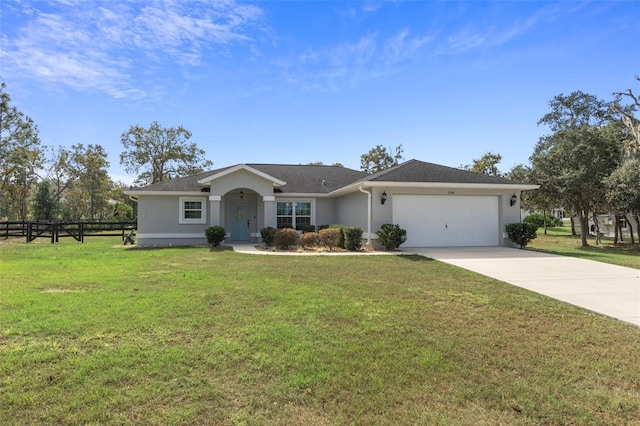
left=403, top=247, right=640, bottom=327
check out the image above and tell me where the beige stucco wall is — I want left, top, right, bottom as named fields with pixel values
left=315, top=197, right=336, bottom=226
left=335, top=191, right=368, bottom=229
left=209, top=169, right=274, bottom=198
left=136, top=194, right=209, bottom=246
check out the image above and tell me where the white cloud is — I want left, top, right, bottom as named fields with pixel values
left=284, top=29, right=434, bottom=91
left=1, top=0, right=266, bottom=100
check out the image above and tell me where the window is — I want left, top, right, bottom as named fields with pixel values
left=277, top=201, right=312, bottom=230
left=179, top=197, right=206, bottom=224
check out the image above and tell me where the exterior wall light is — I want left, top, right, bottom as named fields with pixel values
left=239, top=189, right=244, bottom=200
left=381, top=191, right=388, bottom=205
left=510, top=194, right=517, bottom=206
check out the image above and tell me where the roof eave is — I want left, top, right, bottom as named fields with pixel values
left=197, top=164, right=286, bottom=186
left=329, top=181, right=540, bottom=196
left=124, top=190, right=209, bottom=197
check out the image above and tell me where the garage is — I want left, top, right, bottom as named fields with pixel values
left=392, top=195, right=499, bottom=247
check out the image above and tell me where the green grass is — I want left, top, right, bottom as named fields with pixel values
left=528, top=227, right=640, bottom=269
left=1, top=238, right=639, bottom=425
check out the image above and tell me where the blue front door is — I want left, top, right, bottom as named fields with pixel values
left=232, top=204, right=250, bottom=241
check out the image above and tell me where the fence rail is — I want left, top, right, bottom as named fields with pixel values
left=0, top=220, right=137, bottom=244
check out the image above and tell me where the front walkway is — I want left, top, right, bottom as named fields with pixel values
left=404, top=247, right=640, bottom=327
left=228, top=243, right=392, bottom=256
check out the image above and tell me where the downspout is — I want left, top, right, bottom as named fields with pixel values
left=358, top=185, right=372, bottom=246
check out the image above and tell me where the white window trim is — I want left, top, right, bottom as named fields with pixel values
left=179, top=196, right=207, bottom=224
left=276, top=198, right=315, bottom=230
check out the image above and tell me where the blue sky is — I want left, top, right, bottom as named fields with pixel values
left=1, top=0, right=638, bottom=185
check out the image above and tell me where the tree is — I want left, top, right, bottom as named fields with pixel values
left=462, top=152, right=502, bottom=176
left=120, top=122, right=213, bottom=186
left=64, top=144, right=112, bottom=219
left=31, top=180, right=57, bottom=220
left=532, top=92, right=621, bottom=246
left=604, top=158, right=640, bottom=246
left=307, top=161, right=344, bottom=167
left=0, top=81, right=43, bottom=220
left=612, top=76, right=640, bottom=160
left=360, top=144, right=403, bottom=174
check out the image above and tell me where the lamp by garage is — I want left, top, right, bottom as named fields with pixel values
left=239, top=189, right=244, bottom=200
left=510, top=194, right=517, bottom=206
left=381, top=191, right=388, bottom=205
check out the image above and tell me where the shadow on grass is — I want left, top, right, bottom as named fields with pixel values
left=397, top=254, right=434, bottom=262
left=122, top=244, right=216, bottom=252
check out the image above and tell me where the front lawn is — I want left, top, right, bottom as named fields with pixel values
left=1, top=238, right=639, bottom=425
left=528, top=227, right=640, bottom=269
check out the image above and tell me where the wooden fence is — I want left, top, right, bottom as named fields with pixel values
left=0, top=221, right=137, bottom=244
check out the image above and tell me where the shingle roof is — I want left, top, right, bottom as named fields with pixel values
left=128, top=159, right=526, bottom=194
left=249, top=164, right=368, bottom=193
left=129, top=164, right=368, bottom=194
left=360, top=159, right=524, bottom=185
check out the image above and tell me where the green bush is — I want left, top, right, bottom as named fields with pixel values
left=205, top=226, right=226, bottom=247
left=377, top=224, right=407, bottom=251
left=260, top=227, right=277, bottom=247
left=318, top=228, right=341, bottom=250
left=274, top=228, right=298, bottom=250
left=524, top=213, right=562, bottom=228
left=301, top=224, right=316, bottom=233
left=110, top=202, right=135, bottom=221
left=329, top=224, right=346, bottom=248
left=300, top=232, right=318, bottom=248
left=506, top=222, right=538, bottom=248
left=343, top=226, right=363, bottom=251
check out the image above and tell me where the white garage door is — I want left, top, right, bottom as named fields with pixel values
left=392, top=195, right=499, bottom=247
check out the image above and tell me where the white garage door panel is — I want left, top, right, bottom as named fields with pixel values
left=393, top=195, right=499, bottom=247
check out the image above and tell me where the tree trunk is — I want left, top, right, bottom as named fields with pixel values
left=618, top=213, right=624, bottom=242
left=571, top=217, right=577, bottom=236
left=628, top=216, right=635, bottom=246
left=634, top=213, right=640, bottom=247
left=592, top=211, right=601, bottom=245
left=579, top=210, right=589, bottom=247
left=614, top=214, right=619, bottom=245
left=543, top=208, right=548, bottom=235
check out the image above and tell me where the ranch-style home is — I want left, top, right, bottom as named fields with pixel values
left=125, top=159, right=539, bottom=248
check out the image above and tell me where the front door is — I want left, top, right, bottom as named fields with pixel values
left=232, top=204, right=250, bottom=241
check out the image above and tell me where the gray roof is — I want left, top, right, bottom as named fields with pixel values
left=358, top=159, right=524, bottom=185
left=129, top=159, right=525, bottom=194
left=129, top=163, right=368, bottom=194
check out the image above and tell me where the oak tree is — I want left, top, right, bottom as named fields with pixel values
left=120, top=122, right=213, bottom=186
left=532, top=92, right=621, bottom=246
left=360, top=144, right=403, bottom=174
left=0, top=81, right=43, bottom=220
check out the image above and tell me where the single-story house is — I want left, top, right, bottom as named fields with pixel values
left=590, top=213, right=639, bottom=240
left=125, top=159, right=539, bottom=248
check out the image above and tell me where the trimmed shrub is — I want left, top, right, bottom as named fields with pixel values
left=318, top=228, right=341, bottom=250
left=317, top=224, right=330, bottom=231
left=377, top=223, right=407, bottom=251
left=300, top=232, right=318, bottom=249
left=274, top=228, right=298, bottom=250
left=205, top=226, right=226, bottom=247
left=524, top=213, right=562, bottom=228
left=329, top=224, right=346, bottom=248
left=343, top=226, right=363, bottom=251
left=260, top=227, right=277, bottom=247
left=301, top=224, right=316, bottom=233
left=506, top=222, right=538, bottom=248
